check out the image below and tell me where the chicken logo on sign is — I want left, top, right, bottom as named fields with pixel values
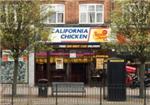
left=93, top=30, right=108, bottom=42
left=90, top=28, right=109, bottom=42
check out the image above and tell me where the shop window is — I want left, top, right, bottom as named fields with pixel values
left=41, top=4, right=65, bottom=24
left=79, top=4, right=104, bottom=24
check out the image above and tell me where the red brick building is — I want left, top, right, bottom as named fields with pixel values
left=33, top=0, right=112, bottom=85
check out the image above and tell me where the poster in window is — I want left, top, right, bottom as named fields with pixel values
left=55, top=58, right=64, bottom=69
left=96, top=58, right=104, bottom=70
left=69, top=52, right=76, bottom=58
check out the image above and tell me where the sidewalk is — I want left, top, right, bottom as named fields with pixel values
left=0, top=84, right=149, bottom=105
left=0, top=97, right=145, bottom=105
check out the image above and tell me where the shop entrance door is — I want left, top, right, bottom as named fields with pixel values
left=35, top=63, right=48, bottom=85
left=70, top=63, right=87, bottom=84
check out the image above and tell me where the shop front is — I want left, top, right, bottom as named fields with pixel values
left=35, top=27, right=110, bottom=85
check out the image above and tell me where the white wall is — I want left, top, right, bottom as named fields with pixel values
left=29, top=53, right=35, bottom=86
left=0, top=84, right=1, bottom=103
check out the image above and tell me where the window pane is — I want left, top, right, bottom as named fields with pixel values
left=49, top=12, right=56, bottom=23
left=80, top=13, right=86, bottom=23
left=88, top=12, right=95, bottom=23
left=41, top=5, right=50, bottom=13
left=56, top=5, right=64, bottom=12
left=49, top=5, right=55, bottom=11
left=0, top=5, right=5, bottom=22
left=88, top=5, right=95, bottom=11
left=79, top=4, right=104, bottom=24
left=96, top=13, right=102, bottom=22
left=41, top=4, right=64, bottom=24
left=96, top=5, right=103, bottom=11
left=57, top=13, right=63, bottom=23
left=80, top=5, right=87, bottom=11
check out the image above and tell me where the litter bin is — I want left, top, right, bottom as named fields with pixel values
left=38, top=79, right=48, bottom=97
left=107, top=57, right=126, bottom=101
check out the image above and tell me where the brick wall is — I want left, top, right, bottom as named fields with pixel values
left=104, top=0, right=111, bottom=23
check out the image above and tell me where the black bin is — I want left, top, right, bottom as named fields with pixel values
left=38, top=79, right=48, bottom=97
left=107, top=57, right=126, bottom=101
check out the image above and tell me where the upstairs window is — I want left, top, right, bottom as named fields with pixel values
left=79, top=4, right=104, bottom=24
left=0, top=5, right=5, bottom=23
left=0, top=4, right=17, bottom=23
left=41, top=4, right=65, bottom=24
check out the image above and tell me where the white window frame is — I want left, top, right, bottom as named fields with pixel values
left=0, top=5, right=4, bottom=23
left=40, top=4, right=65, bottom=24
left=79, top=4, right=104, bottom=24
left=0, top=4, right=17, bottom=23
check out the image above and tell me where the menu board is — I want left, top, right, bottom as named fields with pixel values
left=55, top=58, right=64, bottom=69
left=96, top=58, right=104, bottom=70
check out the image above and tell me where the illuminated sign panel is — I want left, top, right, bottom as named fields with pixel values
left=49, top=27, right=110, bottom=43
left=58, top=45, right=100, bottom=48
